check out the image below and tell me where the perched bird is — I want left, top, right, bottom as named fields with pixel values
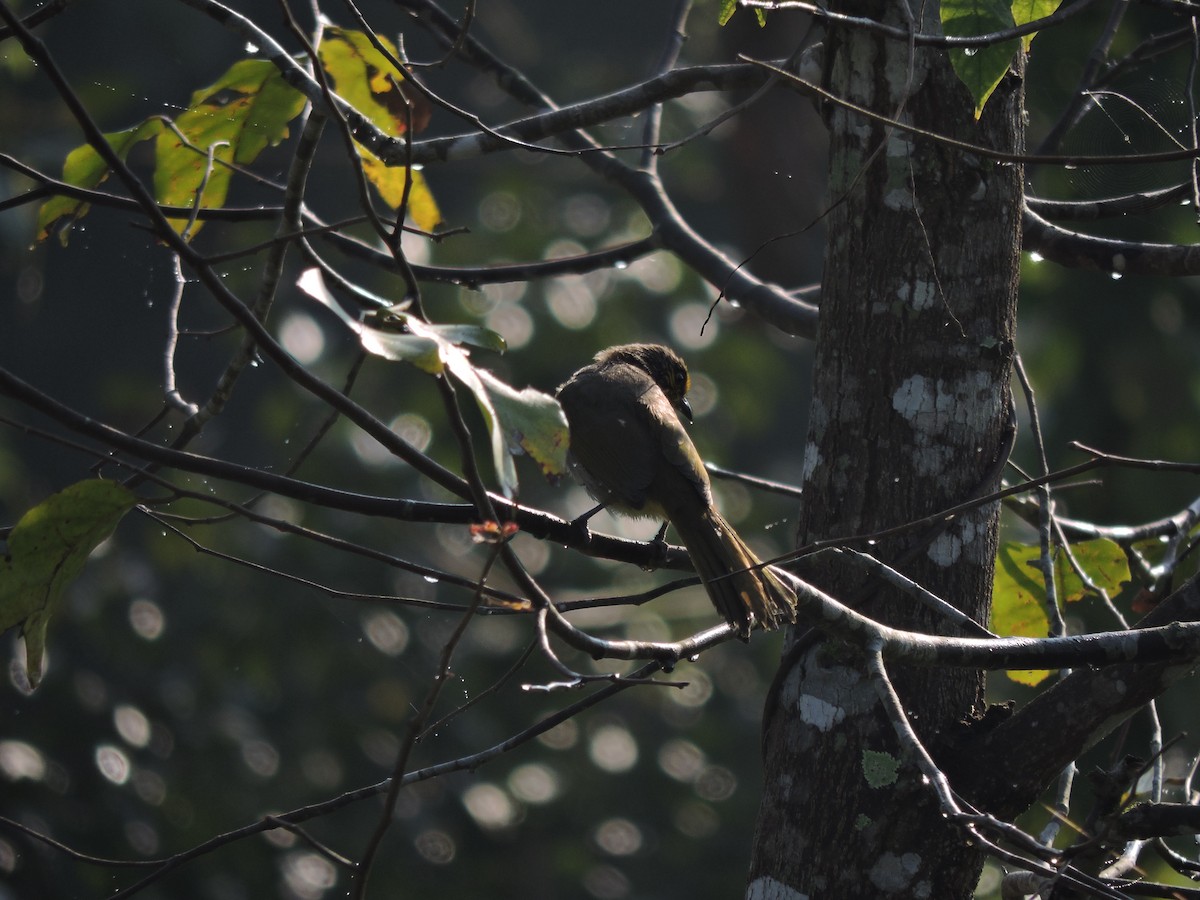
left=556, top=343, right=796, bottom=635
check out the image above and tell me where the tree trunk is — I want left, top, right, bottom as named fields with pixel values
left=747, top=7, right=1024, bottom=898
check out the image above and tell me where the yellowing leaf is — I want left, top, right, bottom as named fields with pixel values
left=317, top=28, right=431, bottom=137
left=358, top=154, right=441, bottom=231
left=0, top=480, right=137, bottom=688
left=317, top=28, right=441, bottom=231
left=991, top=539, right=1130, bottom=686
left=992, top=541, right=1051, bottom=686
left=155, top=58, right=306, bottom=237
left=36, top=119, right=164, bottom=243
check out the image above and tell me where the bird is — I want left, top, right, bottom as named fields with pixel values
left=556, top=343, right=796, bottom=635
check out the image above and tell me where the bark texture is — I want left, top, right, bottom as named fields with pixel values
left=747, top=6, right=1024, bottom=898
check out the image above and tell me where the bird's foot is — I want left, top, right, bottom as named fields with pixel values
left=569, top=504, right=604, bottom=547
left=641, top=522, right=671, bottom=572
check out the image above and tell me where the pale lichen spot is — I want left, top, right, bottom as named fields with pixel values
left=869, top=852, right=922, bottom=892
left=892, top=374, right=933, bottom=424
left=927, top=529, right=962, bottom=567
left=892, top=371, right=996, bottom=440
left=910, top=280, right=936, bottom=311
left=801, top=442, right=823, bottom=485
left=799, top=694, right=845, bottom=732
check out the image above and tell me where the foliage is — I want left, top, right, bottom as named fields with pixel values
left=942, top=0, right=1061, bottom=117
left=3, top=0, right=1200, bottom=898
left=38, top=30, right=437, bottom=243
left=0, top=480, right=136, bottom=687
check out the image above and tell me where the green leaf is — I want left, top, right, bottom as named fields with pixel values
left=942, top=0, right=1018, bottom=119
left=299, top=269, right=568, bottom=495
left=991, top=539, right=1130, bottom=686
left=36, top=119, right=164, bottom=244
left=473, top=368, right=572, bottom=488
left=155, top=58, right=307, bottom=237
left=1055, top=538, right=1130, bottom=601
left=1012, top=0, right=1061, bottom=50
left=717, top=0, right=766, bottom=26
left=317, top=28, right=441, bottom=232
left=0, top=480, right=137, bottom=688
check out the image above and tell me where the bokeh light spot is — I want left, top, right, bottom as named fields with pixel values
left=0, top=741, right=46, bottom=782
left=414, top=829, right=456, bottom=864
left=241, top=739, right=280, bottom=778
left=657, top=739, right=705, bottom=782
left=669, top=303, right=719, bottom=349
left=128, top=598, right=165, bottom=641
left=114, top=704, right=151, bottom=748
left=593, top=818, right=642, bottom=856
left=673, top=800, right=720, bottom=838
left=588, top=724, right=638, bottom=773
left=390, top=413, right=432, bottom=453
left=278, top=312, right=325, bottom=365
left=282, top=850, right=337, bottom=899
left=507, top=763, right=560, bottom=804
left=694, top=764, right=738, bottom=802
left=362, top=610, right=410, bottom=656
left=582, top=864, right=630, bottom=900
left=95, top=744, right=130, bottom=785
left=537, top=719, right=579, bottom=750
left=461, top=782, right=518, bottom=830
left=479, top=191, right=521, bottom=233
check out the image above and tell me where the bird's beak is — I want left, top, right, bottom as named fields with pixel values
left=678, top=396, right=694, bottom=423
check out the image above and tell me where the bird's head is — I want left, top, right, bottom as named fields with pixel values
left=595, top=343, right=693, bottom=422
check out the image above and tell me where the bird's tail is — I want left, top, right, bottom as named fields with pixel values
left=674, top=508, right=797, bottom=635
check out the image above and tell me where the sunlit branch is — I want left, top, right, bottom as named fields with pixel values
left=865, top=641, right=961, bottom=815
left=325, top=223, right=664, bottom=287
left=398, top=0, right=816, bottom=335
left=1025, top=183, right=1191, bottom=221
left=739, top=0, right=1103, bottom=49
left=1025, top=206, right=1200, bottom=276
left=0, top=369, right=708, bottom=575
left=1014, top=354, right=1066, bottom=638
left=641, top=0, right=693, bottom=171
left=750, top=55, right=1200, bottom=168
left=831, top=548, right=996, bottom=638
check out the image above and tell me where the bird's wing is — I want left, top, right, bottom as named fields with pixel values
left=641, top=380, right=712, bottom=516
left=558, top=364, right=660, bottom=513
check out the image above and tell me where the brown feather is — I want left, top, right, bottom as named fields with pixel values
left=557, top=344, right=795, bottom=634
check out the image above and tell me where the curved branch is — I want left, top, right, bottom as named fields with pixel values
left=1025, top=182, right=1191, bottom=221
left=0, top=364, right=695, bottom=572
left=741, top=0, right=1103, bottom=49
left=1023, top=206, right=1200, bottom=276
left=408, top=63, right=771, bottom=165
